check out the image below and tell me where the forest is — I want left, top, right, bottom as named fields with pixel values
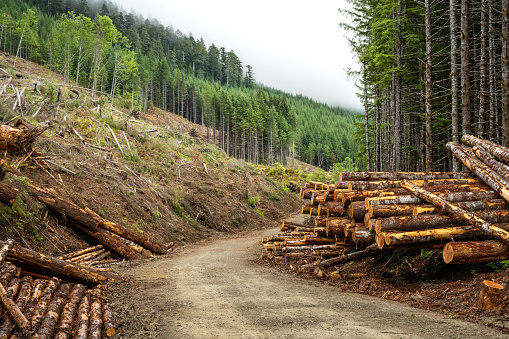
left=0, top=0, right=359, bottom=170
left=344, top=0, right=509, bottom=172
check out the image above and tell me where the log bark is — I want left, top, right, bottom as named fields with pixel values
left=71, top=221, right=141, bottom=260
left=29, top=277, right=61, bottom=333
left=0, top=182, right=17, bottom=206
left=413, top=199, right=509, bottom=216
left=0, top=276, right=32, bottom=339
left=462, top=134, right=509, bottom=165
left=319, top=243, right=381, bottom=268
left=88, top=290, right=103, bottom=339
left=347, top=178, right=481, bottom=190
left=69, top=249, right=106, bottom=263
left=75, top=293, right=90, bottom=339
left=0, top=239, right=13, bottom=265
left=365, top=190, right=498, bottom=210
left=4, top=240, right=120, bottom=283
left=367, top=204, right=418, bottom=218
left=473, top=144, right=509, bottom=180
left=0, top=277, right=29, bottom=336
left=443, top=240, right=509, bottom=264
left=85, top=207, right=168, bottom=255
left=339, top=171, right=473, bottom=181
left=53, top=284, right=86, bottom=339
left=400, top=180, right=509, bottom=243
left=102, top=300, right=115, bottom=337
left=381, top=226, right=488, bottom=248
left=446, top=142, right=509, bottom=202
left=33, top=283, right=71, bottom=339
left=478, top=280, right=504, bottom=311
left=59, top=245, right=103, bottom=261
left=376, top=211, right=509, bottom=233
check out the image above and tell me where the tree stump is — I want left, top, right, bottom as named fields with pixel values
left=477, top=280, right=504, bottom=311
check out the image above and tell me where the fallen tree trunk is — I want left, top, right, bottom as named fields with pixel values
left=71, top=222, right=141, bottom=260
left=400, top=180, right=509, bottom=243
left=0, top=120, right=50, bottom=152
left=443, top=240, right=509, bottom=264
left=4, top=241, right=120, bottom=283
left=0, top=182, right=17, bottom=206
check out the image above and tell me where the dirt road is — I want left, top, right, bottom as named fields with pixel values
left=109, top=227, right=507, bottom=338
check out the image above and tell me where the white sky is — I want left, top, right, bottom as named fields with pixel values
left=116, top=0, right=362, bottom=110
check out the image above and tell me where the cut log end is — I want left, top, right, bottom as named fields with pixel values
left=478, top=280, right=504, bottom=311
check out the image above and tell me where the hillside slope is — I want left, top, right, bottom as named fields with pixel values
left=0, top=53, right=304, bottom=256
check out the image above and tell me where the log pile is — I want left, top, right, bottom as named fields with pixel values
left=0, top=239, right=116, bottom=339
left=0, top=261, right=115, bottom=338
left=264, top=157, right=509, bottom=273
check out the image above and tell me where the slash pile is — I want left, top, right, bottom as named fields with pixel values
left=262, top=135, right=509, bottom=273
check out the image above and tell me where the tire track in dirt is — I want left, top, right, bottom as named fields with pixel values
left=110, top=227, right=507, bottom=338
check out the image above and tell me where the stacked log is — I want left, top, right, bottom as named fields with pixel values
left=267, top=167, right=509, bottom=272
left=0, top=259, right=116, bottom=339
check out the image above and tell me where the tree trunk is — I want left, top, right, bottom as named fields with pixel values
left=33, top=284, right=71, bottom=339
left=462, top=134, right=509, bottom=165
left=479, top=0, right=488, bottom=138
left=502, top=0, right=509, bottom=146
left=381, top=226, right=486, bottom=248
left=393, top=0, right=402, bottom=171
left=461, top=0, right=471, bottom=136
left=425, top=0, right=433, bottom=170
left=451, top=0, right=460, bottom=171
left=53, top=284, right=85, bottom=339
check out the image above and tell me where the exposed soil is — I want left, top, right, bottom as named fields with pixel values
left=106, top=214, right=508, bottom=338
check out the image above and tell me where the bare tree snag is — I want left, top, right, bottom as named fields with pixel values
left=0, top=183, right=17, bottom=206
left=401, top=180, right=509, bottom=243
left=478, top=280, right=504, bottom=310
left=3, top=240, right=120, bottom=283
left=443, top=240, right=509, bottom=264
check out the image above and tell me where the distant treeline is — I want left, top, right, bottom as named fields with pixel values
left=0, top=0, right=359, bottom=169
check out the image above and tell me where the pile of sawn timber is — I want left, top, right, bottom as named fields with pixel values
left=262, top=135, right=509, bottom=272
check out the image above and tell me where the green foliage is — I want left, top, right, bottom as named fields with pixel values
left=331, top=157, right=357, bottom=181
left=172, top=201, right=184, bottom=218
left=246, top=195, right=260, bottom=208
left=485, top=260, right=509, bottom=272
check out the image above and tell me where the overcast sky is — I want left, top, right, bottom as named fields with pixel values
left=116, top=0, right=361, bottom=110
